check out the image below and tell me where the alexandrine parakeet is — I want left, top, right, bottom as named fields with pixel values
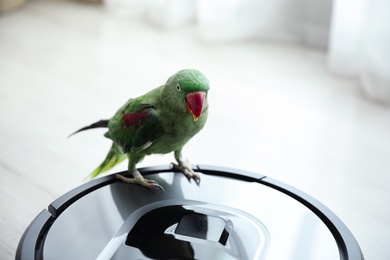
left=71, top=69, right=209, bottom=192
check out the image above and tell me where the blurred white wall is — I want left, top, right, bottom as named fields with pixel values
left=138, top=0, right=390, bottom=105
left=197, top=0, right=332, bottom=49
left=2, top=0, right=388, bottom=103
left=141, top=0, right=332, bottom=49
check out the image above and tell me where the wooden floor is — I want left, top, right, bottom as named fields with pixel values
left=1, top=0, right=389, bottom=259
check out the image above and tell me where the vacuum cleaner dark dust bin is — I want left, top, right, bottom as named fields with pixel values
left=16, top=165, right=364, bottom=260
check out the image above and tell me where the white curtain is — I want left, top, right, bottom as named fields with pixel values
left=141, top=0, right=390, bottom=105
left=329, top=0, right=390, bottom=104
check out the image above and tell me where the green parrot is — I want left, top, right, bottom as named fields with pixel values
left=71, top=69, right=209, bottom=192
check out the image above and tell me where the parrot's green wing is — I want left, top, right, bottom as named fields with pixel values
left=89, top=99, right=163, bottom=179
left=106, top=98, right=163, bottom=154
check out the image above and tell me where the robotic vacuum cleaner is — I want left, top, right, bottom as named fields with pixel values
left=16, top=165, right=363, bottom=259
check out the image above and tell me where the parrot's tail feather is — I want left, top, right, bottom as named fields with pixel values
left=68, top=120, right=109, bottom=137
left=90, top=143, right=127, bottom=179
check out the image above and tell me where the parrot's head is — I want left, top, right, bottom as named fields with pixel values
left=163, top=69, right=210, bottom=121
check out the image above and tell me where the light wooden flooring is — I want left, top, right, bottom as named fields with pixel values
left=1, top=0, right=389, bottom=259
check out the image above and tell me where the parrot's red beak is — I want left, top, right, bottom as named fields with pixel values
left=186, top=91, right=206, bottom=121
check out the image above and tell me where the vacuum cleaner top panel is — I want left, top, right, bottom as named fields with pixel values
left=41, top=168, right=340, bottom=260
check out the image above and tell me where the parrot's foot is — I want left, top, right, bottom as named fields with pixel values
left=171, top=159, right=201, bottom=184
left=116, top=171, right=164, bottom=193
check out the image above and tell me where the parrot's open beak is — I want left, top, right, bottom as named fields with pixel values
left=186, top=91, right=206, bottom=121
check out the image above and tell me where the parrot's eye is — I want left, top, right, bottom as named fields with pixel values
left=176, top=84, right=182, bottom=91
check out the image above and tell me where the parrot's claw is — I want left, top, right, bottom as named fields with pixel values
left=116, top=173, right=164, bottom=193
left=171, top=160, right=201, bottom=185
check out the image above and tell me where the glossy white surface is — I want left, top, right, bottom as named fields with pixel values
left=1, top=0, right=389, bottom=259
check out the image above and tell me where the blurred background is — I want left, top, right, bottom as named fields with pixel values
left=1, top=0, right=389, bottom=259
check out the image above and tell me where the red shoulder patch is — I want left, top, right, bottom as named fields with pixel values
left=122, top=110, right=151, bottom=128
